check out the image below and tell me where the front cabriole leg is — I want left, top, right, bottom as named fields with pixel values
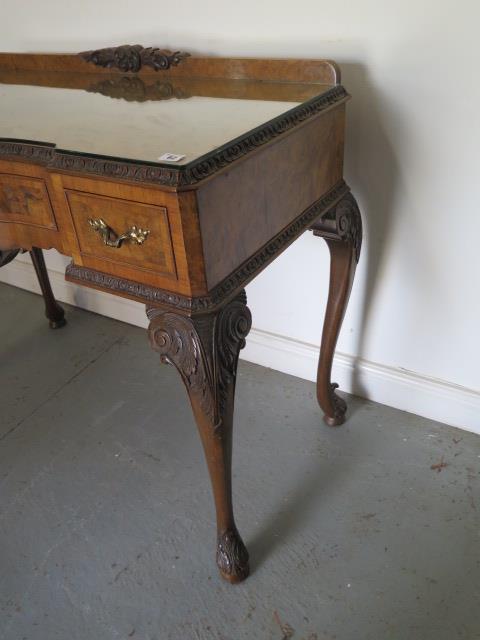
left=146, top=291, right=252, bottom=583
left=310, top=191, right=363, bottom=426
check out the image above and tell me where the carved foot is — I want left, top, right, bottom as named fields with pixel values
left=310, top=190, right=362, bottom=427
left=323, top=382, right=348, bottom=426
left=217, top=528, right=250, bottom=584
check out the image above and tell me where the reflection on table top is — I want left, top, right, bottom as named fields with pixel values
left=0, top=69, right=334, bottom=166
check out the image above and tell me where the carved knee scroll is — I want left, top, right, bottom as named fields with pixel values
left=146, top=291, right=252, bottom=583
left=147, top=291, right=251, bottom=430
left=310, top=192, right=362, bottom=260
left=310, top=191, right=362, bottom=426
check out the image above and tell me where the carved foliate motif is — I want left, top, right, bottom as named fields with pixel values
left=148, top=312, right=216, bottom=421
left=147, top=292, right=252, bottom=432
left=80, top=45, right=190, bottom=72
left=311, top=191, right=363, bottom=262
left=216, top=291, right=250, bottom=418
left=0, top=141, right=55, bottom=164
left=216, top=528, right=250, bottom=581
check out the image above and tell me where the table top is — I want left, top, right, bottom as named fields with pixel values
left=0, top=50, right=347, bottom=186
left=0, top=77, right=330, bottom=167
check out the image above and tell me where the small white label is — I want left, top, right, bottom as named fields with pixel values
left=159, top=153, right=186, bottom=162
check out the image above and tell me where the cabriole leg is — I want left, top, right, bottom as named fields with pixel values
left=310, top=192, right=362, bottom=426
left=147, top=291, right=251, bottom=583
left=30, top=247, right=66, bottom=329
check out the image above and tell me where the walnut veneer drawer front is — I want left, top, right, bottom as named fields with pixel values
left=65, top=190, right=177, bottom=278
left=0, top=173, right=57, bottom=229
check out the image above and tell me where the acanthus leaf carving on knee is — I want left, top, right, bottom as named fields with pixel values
left=146, top=309, right=217, bottom=424
left=215, top=291, right=252, bottom=424
left=146, top=290, right=252, bottom=435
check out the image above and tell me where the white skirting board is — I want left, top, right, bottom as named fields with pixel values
left=1, top=258, right=479, bottom=435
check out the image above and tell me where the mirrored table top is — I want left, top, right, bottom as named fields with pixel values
left=0, top=72, right=336, bottom=168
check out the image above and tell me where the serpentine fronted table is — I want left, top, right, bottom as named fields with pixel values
left=0, top=46, right=362, bottom=583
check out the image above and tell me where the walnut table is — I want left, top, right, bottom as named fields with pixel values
left=0, top=46, right=362, bottom=583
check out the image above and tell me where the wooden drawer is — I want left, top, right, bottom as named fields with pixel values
left=0, top=173, right=57, bottom=229
left=65, top=189, right=177, bottom=279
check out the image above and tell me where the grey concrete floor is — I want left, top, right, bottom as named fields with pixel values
left=0, top=283, right=479, bottom=640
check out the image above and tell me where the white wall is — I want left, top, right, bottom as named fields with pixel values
left=1, top=0, right=479, bottom=432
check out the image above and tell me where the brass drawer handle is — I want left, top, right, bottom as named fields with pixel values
left=88, top=217, right=150, bottom=248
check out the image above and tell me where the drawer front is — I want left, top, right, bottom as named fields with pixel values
left=0, top=173, right=57, bottom=229
left=65, top=189, right=177, bottom=278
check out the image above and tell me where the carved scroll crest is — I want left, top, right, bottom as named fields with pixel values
left=80, top=45, right=190, bottom=72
